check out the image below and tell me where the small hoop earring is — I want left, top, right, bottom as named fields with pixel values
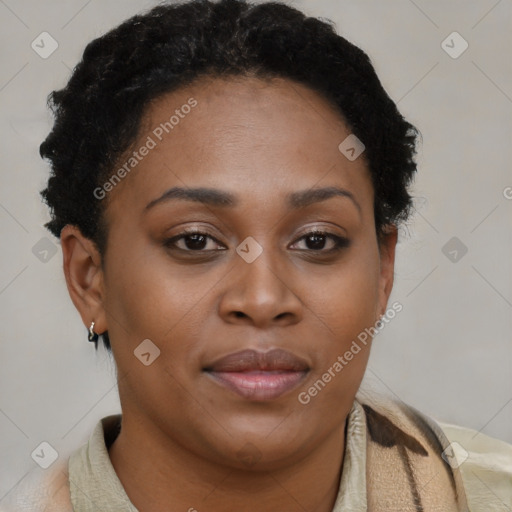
left=88, top=321, right=99, bottom=343
left=375, top=315, right=385, bottom=330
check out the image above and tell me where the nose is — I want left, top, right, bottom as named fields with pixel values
left=218, top=247, right=303, bottom=329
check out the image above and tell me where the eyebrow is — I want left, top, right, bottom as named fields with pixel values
left=144, top=185, right=362, bottom=216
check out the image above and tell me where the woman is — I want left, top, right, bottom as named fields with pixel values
left=3, top=0, right=511, bottom=510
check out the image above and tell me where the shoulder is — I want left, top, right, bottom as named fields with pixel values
left=437, top=421, right=512, bottom=509
left=357, top=392, right=512, bottom=510
left=0, top=458, right=72, bottom=512
left=1, top=414, right=121, bottom=511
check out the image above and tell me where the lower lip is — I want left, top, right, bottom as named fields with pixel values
left=206, top=370, right=308, bottom=401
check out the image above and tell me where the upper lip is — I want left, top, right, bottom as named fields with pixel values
left=204, top=349, right=310, bottom=373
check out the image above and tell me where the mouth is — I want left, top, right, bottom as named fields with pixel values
left=203, top=348, right=310, bottom=401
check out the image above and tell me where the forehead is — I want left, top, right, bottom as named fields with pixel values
left=105, top=76, right=373, bottom=219
left=144, top=75, right=354, bottom=163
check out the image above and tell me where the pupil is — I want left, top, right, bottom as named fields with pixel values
left=187, top=234, right=207, bottom=250
left=308, top=234, right=325, bottom=250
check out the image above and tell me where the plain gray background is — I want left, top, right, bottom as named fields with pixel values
left=1, top=0, right=511, bottom=501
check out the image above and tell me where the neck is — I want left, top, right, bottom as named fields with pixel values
left=108, top=413, right=348, bottom=512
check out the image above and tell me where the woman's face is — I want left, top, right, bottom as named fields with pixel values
left=83, top=76, right=396, bottom=469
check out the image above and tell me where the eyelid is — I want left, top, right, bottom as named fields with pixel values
left=293, top=224, right=346, bottom=239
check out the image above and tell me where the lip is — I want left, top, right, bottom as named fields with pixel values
left=203, top=349, right=310, bottom=401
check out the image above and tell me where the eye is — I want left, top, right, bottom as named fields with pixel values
left=290, top=230, right=350, bottom=253
left=164, top=230, right=226, bottom=252
left=164, top=229, right=350, bottom=254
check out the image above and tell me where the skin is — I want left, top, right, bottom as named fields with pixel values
left=61, top=75, right=397, bottom=512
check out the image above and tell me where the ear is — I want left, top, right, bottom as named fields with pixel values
left=376, top=224, right=398, bottom=318
left=60, top=225, right=107, bottom=335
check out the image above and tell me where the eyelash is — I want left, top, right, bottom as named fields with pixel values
left=164, top=229, right=350, bottom=255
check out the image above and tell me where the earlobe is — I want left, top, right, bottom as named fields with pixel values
left=60, top=225, right=107, bottom=335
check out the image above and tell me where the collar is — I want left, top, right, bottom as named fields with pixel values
left=68, top=400, right=367, bottom=511
left=68, top=414, right=138, bottom=511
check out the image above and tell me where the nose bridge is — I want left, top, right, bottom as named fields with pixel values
left=221, top=235, right=301, bottom=326
left=236, top=236, right=286, bottom=301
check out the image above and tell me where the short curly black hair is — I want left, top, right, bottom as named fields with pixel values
left=40, top=0, right=419, bottom=351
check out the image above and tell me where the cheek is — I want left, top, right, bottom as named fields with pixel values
left=296, top=256, right=379, bottom=416
left=102, top=240, right=223, bottom=371
left=299, top=239, right=380, bottom=397
left=101, top=244, right=170, bottom=354
left=306, top=243, right=381, bottom=343
left=102, top=253, right=206, bottom=418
